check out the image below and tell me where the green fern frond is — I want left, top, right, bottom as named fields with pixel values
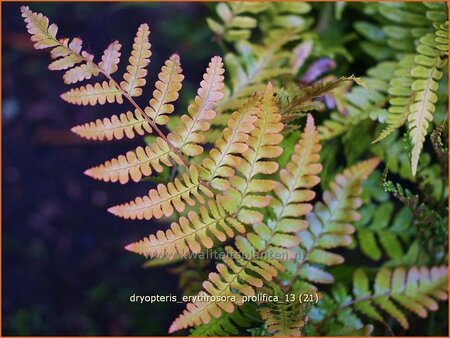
left=373, top=55, right=415, bottom=143
left=408, top=32, right=447, bottom=175
left=353, top=266, right=446, bottom=329
left=296, top=158, right=380, bottom=284
left=261, top=301, right=308, bottom=336
left=189, top=304, right=257, bottom=336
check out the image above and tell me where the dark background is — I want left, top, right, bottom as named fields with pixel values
left=2, top=2, right=219, bottom=335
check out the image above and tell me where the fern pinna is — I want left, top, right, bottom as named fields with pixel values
left=22, top=5, right=448, bottom=336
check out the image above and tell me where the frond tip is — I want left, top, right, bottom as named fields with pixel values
left=99, top=41, right=122, bottom=75
left=120, top=23, right=152, bottom=97
left=144, top=54, right=184, bottom=125
left=168, top=56, right=225, bottom=156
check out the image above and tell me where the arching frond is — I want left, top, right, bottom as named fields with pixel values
left=21, top=6, right=100, bottom=85
left=21, top=5, right=59, bottom=49
left=120, top=23, right=152, bottom=97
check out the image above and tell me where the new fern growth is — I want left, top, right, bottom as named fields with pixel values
left=21, top=4, right=448, bottom=336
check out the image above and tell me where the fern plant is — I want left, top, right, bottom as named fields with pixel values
left=21, top=3, right=448, bottom=336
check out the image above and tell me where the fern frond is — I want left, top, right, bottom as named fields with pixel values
left=99, top=41, right=122, bottom=75
left=144, top=54, right=184, bottom=125
left=168, top=56, right=225, bottom=156
left=373, top=55, right=415, bottom=143
left=218, top=32, right=296, bottom=113
left=261, top=300, right=308, bottom=336
left=61, top=80, right=123, bottom=106
left=21, top=6, right=101, bottom=85
left=71, top=109, right=152, bottom=141
left=109, top=166, right=213, bottom=220
left=168, top=116, right=323, bottom=332
left=207, top=2, right=268, bottom=42
left=62, top=63, right=99, bottom=84
left=220, top=83, right=284, bottom=225
left=120, top=23, right=151, bottom=97
left=349, top=266, right=448, bottom=329
left=189, top=304, right=256, bottom=336
left=84, top=137, right=182, bottom=184
left=21, top=6, right=59, bottom=50
left=297, top=158, right=380, bottom=284
left=168, top=228, right=285, bottom=333
left=272, top=114, right=321, bottom=234
left=200, top=96, right=260, bottom=191
left=318, top=62, right=394, bottom=140
left=110, top=95, right=259, bottom=221
left=408, top=33, right=447, bottom=175
left=125, top=198, right=245, bottom=257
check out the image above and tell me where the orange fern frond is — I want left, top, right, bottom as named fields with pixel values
left=168, top=119, right=324, bottom=332
left=144, top=54, right=184, bottom=125
left=108, top=166, right=213, bottom=220
left=220, top=83, right=284, bottom=224
left=63, top=63, right=99, bottom=84
left=269, top=113, right=322, bottom=245
left=71, top=110, right=152, bottom=141
left=125, top=199, right=246, bottom=257
left=109, top=96, right=259, bottom=221
left=21, top=6, right=101, bottom=85
left=84, top=137, right=183, bottom=184
left=21, top=6, right=59, bottom=50
left=99, top=41, right=122, bottom=75
left=120, top=24, right=151, bottom=97
left=168, top=56, right=225, bottom=156
left=168, top=227, right=285, bottom=333
left=61, top=80, right=123, bottom=106
left=199, top=96, right=260, bottom=191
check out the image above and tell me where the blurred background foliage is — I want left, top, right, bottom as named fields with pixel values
left=2, top=2, right=448, bottom=336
